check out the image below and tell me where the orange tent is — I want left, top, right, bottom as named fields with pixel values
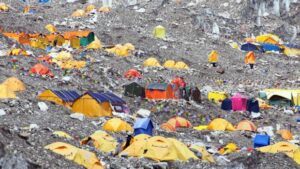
left=2, top=32, right=20, bottom=41
left=37, top=56, right=52, bottom=63
left=46, top=34, right=57, bottom=42
left=64, top=31, right=91, bottom=40
left=19, top=33, right=30, bottom=44
left=171, top=77, right=186, bottom=88
left=30, top=64, right=53, bottom=77
left=145, top=83, right=177, bottom=100
left=160, top=122, right=176, bottom=132
left=277, top=130, right=293, bottom=140
left=236, top=120, right=257, bottom=131
left=245, top=51, right=256, bottom=64
left=124, top=69, right=142, bottom=79
left=167, top=116, right=192, bottom=129
left=208, top=50, right=218, bottom=63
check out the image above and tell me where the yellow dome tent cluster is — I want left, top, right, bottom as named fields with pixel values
left=0, top=77, right=25, bottom=99
left=72, top=4, right=111, bottom=17
left=120, top=135, right=199, bottom=161
left=105, top=43, right=135, bottom=57
left=144, top=57, right=189, bottom=69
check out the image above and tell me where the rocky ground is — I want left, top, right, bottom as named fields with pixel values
left=1, top=0, right=300, bottom=168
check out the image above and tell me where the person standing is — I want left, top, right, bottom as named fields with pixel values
left=245, top=51, right=256, bottom=69
left=208, top=50, right=219, bottom=67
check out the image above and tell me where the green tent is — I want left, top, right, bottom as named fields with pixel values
left=124, top=82, right=145, bottom=98
left=80, top=32, right=95, bottom=46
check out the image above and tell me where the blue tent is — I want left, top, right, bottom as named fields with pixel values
left=221, top=98, right=232, bottom=111
left=260, top=43, right=282, bottom=53
left=133, top=118, right=154, bottom=136
left=247, top=99, right=260, bottom=113
left=38, top=0, right=50, bottom=3
left=253, top=135, right=270, bottom=148
left=241, top=43, right=261, bottom=51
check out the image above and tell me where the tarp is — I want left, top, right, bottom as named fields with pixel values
left=87, top=91, right=126, bottom=105
left=38, top=89, right=80, bottom=106
left=241, top=43, right=261, bottom=51
left=45, top=142, right=103, bottom=169
left=261, top=43, right=282, bottom=53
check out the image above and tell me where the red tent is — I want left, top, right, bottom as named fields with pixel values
left=30, top=64, right=53, bottom=77
left=124, top=69, right=142, bottom=79
left=36, top=55, right=52, bottom=63
left=171, top=77, right=186, bottom=88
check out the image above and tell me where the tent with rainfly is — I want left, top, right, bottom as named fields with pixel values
left=71, top=91, right=126, bottom=117
left=166, top=116, right=192, bottom=129
left=45, top=142, right=104, bottom=169
left=37, top=90, right=80, bottom=107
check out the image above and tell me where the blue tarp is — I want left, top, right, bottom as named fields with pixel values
left=147, top=83, right=169, bottom=90
left=133, top=118, right=154, bottom=136
left=241, top=43, right=261, bottom=51
left=87, top=91, right=126, bottom=104
left=52, top=90, right=80, bottom=102
left=38, top=0, right=50, bottom=3
left=260, top=43, right=281, bottom=52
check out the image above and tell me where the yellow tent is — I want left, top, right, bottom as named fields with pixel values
left=261, top=89, right=300, bottom=106
left=81, top=130, right=117, bottom=153
left=71, top=94, right=113, bottom=117
left=45, top=142, right=103, bottom=169
left=57, top=60, right=86, bottom=70
left=167, top=138, right=198, bottom=161
left=102, top=118, right=133, bottom=132
left=0, top=84, right=16, bottom=99
left=153, top=25, right=166, bottom=39
left=277, top=129, right=293, bottom=140
left=105, top=44, right=134, bottom=57
left=258, top=142, right=298, bottom=154
left=54, top=51, right=73, bottom=61
left=37, top=89, right=76, bottom=107
left=228, top=41, right=239, bottom=49
left=72, top=9, right=86, bottom=17
left=86, top=4, right=96, bottom=13
left=193, top=125, right=208, bottom=131
left=45, top=24, right=57, bottom=33
left=2, top=77, right=25, bottom=92
left=52, top=131, right=73, bottom=139
left=190, top=145, right=215, bottom=163
left=143, top=57, right=161, bottom=67
left=8, top=48, right=28, bottom=56
left=120, top=134, right=150, bottom=157
left=208, top=50, right=218, bottom=63
left=283, top=46, right=300, bottom=57
left=219, top=143, right=238, bottom=155
left=86, top=37, right=102, bottom=49
left=99, top=6, right=111, bottom=13
left=163, top=60, right=176, bottom=68
left=208, top=91, right=228, bottom=103
left=70, top=36, right=81, bottom=49
left=208, top=118, right=235, bottom=131
left=30, top=38, right=46, bottom=49
left=0, top=3, right=9, bottom=11
left=256, top=34, right=281, bottom=44
left=174, top=61, right=189, bottom=69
